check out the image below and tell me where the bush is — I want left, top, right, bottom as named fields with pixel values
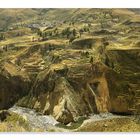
left=0, top=33, right=5, bottom=41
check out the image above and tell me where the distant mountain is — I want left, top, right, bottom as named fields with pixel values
left=0, top=8, right=140, bottom=31
left=0, top=9, right=39, bottom=30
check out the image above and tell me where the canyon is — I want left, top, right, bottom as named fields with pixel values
left=0, top=9, right=140, bottom=132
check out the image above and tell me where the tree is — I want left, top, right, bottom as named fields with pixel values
left=62, top=27, right=71, bottom=38
left=90, top=56, right=93, bottom=64
left=69, top=36, right=75, bottom=44
left=49, top=32, right=52, bottom=36
left=42, top=33, right=45, bottom=39
left=54, top=28, right=58, bottom=33
left=72, top=29, right=77, bottom=37
left=0, top=34, right=5, bottom=41
left=72, top=22, right=75, bottom=26
left=79, top=29, right=84, bottom=37
left=88, top=23, right=91, bottom=27
left=37, top=30, right=43, bottom=37
left=83, top=26, right=89, bottom=32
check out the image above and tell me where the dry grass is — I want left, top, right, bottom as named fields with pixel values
left=76, top=117, right=140, bottom=132
left=0, top=112, right=45, bottom=132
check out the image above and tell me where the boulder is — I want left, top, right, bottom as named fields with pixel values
left=0, top=110, right=11, bottom=121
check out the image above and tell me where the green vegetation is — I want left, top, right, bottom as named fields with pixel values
left=0, top=111, right=30, bottom=132
left=0, top=33, right=5, bottom=41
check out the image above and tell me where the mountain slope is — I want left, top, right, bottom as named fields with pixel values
left=0, top=8, right=140, bottom=126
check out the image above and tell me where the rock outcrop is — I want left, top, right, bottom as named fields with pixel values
left=0, top=62, right=31, bottom=109
left=1, top=37, right=140, bottom=124
left=0, top=110, right=11, bottom=121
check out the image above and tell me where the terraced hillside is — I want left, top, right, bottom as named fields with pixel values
left=0, top=9, right=140, bottom=132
